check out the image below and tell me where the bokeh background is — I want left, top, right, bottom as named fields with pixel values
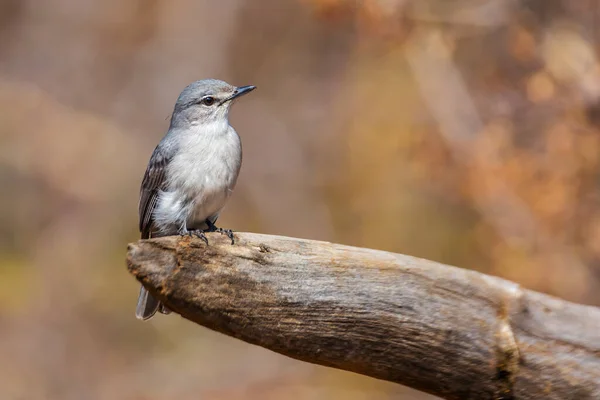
left=1, top=0, right=600, bottom=399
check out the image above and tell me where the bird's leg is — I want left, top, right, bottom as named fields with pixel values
left=205, top=219, right=235, bottom=245
left=177, top=225, right=189, bottom=237
left=179, top=224, right=208, bottom=245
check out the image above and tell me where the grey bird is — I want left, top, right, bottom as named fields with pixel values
left=136, top=79, right=255, bottom=320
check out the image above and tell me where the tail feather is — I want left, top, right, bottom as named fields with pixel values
left=135, top=286, right=160, bottom=320
left=136, top=227, right=172, bottom=320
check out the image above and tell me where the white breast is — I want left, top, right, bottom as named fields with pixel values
left=153, top=122, right=242, bottom=233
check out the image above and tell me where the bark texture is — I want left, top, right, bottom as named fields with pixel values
left=126, top=233, right=600, bottom=400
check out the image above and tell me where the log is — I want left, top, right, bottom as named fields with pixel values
left=126, top=233, right=600, bottom=400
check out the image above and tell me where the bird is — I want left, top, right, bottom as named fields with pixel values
left=135, top=79, right=255, bottom=320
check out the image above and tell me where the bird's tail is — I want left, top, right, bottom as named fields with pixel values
left=136, top=228, right=173, bottom=320
left=135, top=286, right=161, bottom=320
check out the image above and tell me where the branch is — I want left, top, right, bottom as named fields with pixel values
left=126, top=233, right=600, bottom=400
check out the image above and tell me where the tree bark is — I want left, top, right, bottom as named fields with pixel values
left=126, top=233, right=600, bottom=400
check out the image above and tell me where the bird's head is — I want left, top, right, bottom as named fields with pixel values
left=170, top=79, right=255, bottom=127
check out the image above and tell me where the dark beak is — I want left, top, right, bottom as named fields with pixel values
left=221, top=85, right=256, bottom=105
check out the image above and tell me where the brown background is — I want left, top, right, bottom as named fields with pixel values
left=1, top=1, right=599, bottom=399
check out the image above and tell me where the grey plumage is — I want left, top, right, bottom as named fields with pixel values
left=136, top=79, right=255, bottom=320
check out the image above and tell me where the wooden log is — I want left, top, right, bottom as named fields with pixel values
left=126, top=233, right=600, bottom=400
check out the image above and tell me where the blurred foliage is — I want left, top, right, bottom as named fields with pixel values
left=306, top=0, right=600, bottom=302
left=1, top=0, right=599, bottom=399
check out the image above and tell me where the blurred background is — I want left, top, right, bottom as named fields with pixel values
left=1, top=0, right=600, bottom=399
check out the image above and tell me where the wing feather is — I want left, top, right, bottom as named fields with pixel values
left=138, top=145, right=171, bottom=238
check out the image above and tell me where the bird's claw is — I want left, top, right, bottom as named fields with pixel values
left=211, top=226, right=234, bottom=244
left=189, top=229, right=209, bottom=244
left=205, top=219, right=235, bottom=244
left=218, top=228, right=235, bottom=245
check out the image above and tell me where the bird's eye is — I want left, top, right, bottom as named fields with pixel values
left=201, top=96, right=215, bottom=106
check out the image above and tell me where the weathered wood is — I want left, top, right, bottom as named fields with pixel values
left=126, top=233, right=600, bottom=400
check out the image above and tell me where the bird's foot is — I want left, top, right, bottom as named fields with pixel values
left=188, top=229, right=209, bottom=245
left=177, top=228, right=189, bottom=238
left=216, top=228, right=235, bottom=245
left=205, top=220, right=235, bottom=244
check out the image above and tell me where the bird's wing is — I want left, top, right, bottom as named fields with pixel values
left=139, top=145, right=172, bottom=239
